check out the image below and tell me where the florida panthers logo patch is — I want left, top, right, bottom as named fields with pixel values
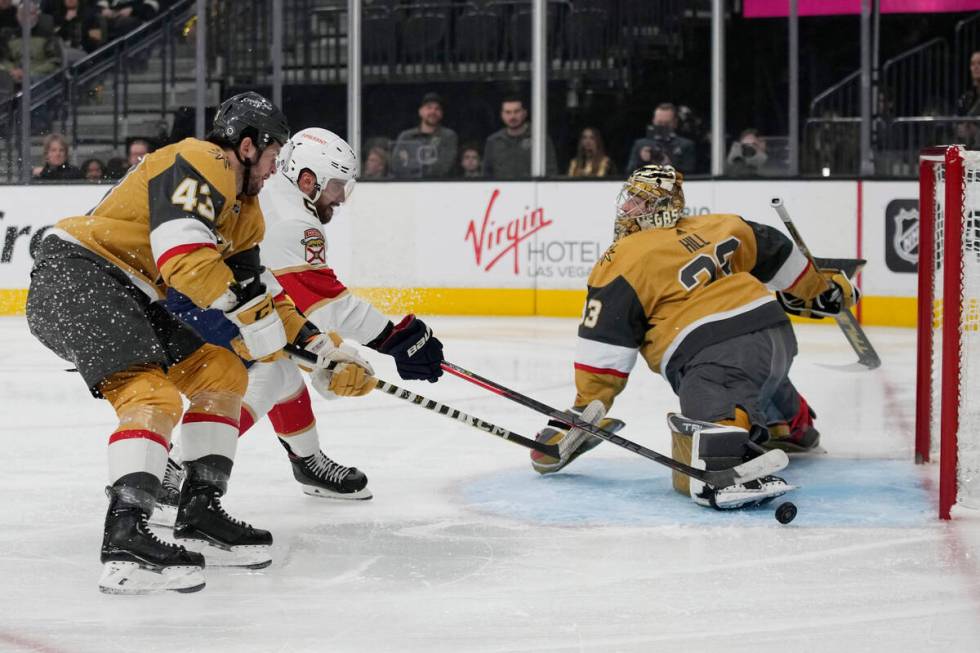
left=301, top=228, right=326, bottom=265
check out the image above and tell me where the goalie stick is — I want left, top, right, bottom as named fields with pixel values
left=284, top=344, right=559, bottom=457
left=770, top=197, right=881, bottom=370
left=440, top=360, right=789, bottom=488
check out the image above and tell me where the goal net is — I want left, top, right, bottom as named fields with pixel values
left=916, top=145, right=980, bottom=519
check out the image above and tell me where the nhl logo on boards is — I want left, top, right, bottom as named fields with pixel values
left=884, top=199, right=919, bottom=273
left=301, top=228, right=326, bottom=265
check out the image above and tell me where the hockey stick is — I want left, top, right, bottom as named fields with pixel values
left=284, top=344, right=559, bottom=457
left=770, top=197, right=881, bottom=370
left=440, top=360, right=788, bottom=488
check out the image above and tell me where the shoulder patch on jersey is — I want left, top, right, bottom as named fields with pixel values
left=210, top=145, right=231, bottom=170
left=578, top=275, right=648, bottom=349
left=599, top=242, right=617, bottom=265
left=301, top=228, right=326, bottom=265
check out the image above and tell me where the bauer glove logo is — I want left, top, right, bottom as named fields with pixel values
left=406, top=327, right=431, bottom=358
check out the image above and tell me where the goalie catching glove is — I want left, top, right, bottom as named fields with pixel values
left=303, top=331, right=376, bottom=399
left=372, top=314, right=444, bottom=383
left=211, top=277, right=287, bottom=360
left=777, top=269, right=860, bottom=319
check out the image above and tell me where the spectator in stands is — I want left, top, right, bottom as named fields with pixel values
left=0, top=4, right=63, bottom=102
left=0, top=0, right=17, bottom=33
left=626, top=102, right=696, bottom=174
left=103, top=155, right=128, bottom=179
left=127, top=137, right=150, bottom=166
left=956, top=51, right=980, bottom=116
left=483, top=95, right=557, bottom=179
left=81, top=157, right=105, bottom=181
left=956, top=51, right=980, bottom=148
left=459, top=143, right=482, bottom=178
left=567, top=127, right=615, bottom=177
left=45, top=0, right=106, bottom=58
left=726, top=128, right=769, bottom=177
left=97, top=1, right=157, bottom=42
left=362, top=145, right=389, bottom=179
left=33, top=133, right=83, bottom=180
left=390, top=92, right=458, bottom=179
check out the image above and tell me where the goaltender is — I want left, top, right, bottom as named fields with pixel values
left=531, top=165, right=859, bottom=509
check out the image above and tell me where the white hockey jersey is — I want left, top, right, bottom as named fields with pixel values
left=258, top=172, right=390, bottom=344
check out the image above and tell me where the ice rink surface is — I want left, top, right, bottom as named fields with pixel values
left=1, top=315, right=978, bottom=653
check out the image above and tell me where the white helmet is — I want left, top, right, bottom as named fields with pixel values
left=277, top=127, right=357, bottom=203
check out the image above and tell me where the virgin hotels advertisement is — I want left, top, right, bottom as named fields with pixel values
left=0, top=179, right=917, bottom=311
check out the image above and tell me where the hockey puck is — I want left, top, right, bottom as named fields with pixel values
left=774, top=501, right=797, bottom=524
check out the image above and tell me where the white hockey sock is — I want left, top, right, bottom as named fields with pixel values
left=279, top=425, right=321, bottom=458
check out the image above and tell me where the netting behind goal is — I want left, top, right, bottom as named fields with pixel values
left=916, top=145, right=980, bottom=519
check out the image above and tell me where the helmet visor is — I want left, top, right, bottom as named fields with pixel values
left=323, top=177, right=356, bottom=203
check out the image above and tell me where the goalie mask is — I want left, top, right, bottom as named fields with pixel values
left=614, top=164, right=685, bottom=240
left=277, top=128, right=357, bottom=204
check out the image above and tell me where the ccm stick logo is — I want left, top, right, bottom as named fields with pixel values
left=464, top=189, right=553, bottom=274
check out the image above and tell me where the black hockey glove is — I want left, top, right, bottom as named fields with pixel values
left=374, top=314, right=444, bottom=382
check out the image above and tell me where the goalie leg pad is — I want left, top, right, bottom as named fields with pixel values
left=670, top=407, right=752, bottom=496
left=669, top=413, right=790, bottom=507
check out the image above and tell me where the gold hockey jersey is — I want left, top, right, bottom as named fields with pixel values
left=54, top=138, right=258, bottom=308
left=574, top=213, right=828, bottom=410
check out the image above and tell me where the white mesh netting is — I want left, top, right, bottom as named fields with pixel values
left=929, top=150, right=980, bottom=511
left=959, top=154, right=980, bottom=509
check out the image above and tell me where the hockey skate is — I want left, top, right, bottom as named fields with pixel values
left=765, top=423, right=824, bottom=454
left=289, top=451, right=372, bottom=500
left=149, top=458, right=183, bottom=527
left=764, top=398, right=824, bottom=454
left=695, top=475, right=796, bottom=510
left=173, top=463, right=273, bottom=569
left=530, top=400, right=625, bottom=474
left=99, top=486, right=205, bottom=595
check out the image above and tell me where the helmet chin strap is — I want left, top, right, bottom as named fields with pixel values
left=234, top=144, right=260, bottom=196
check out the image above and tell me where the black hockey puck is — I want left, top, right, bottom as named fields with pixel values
left=775, top=501, right=797, bottom=524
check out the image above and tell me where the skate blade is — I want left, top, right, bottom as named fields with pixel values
left=98, top=560, right=205, bottom=595
left=177, top=538, right=272, bottom=569
left=710, top=484, right=799, bottom=510
left=147, top=503, right=177, bottom=528
left=302, top=485, right=373, bottom=500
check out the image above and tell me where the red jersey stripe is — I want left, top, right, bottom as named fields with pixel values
left=182, top=412, right=239, bottom=430
left=108, top=429, right=169, bottom=449
left=156, top=242, right=216, bottom=270
left=786, top=260, right=814, bottom=293
left=574, top=362, right=630, bottom=379
left=275, top=268, right=347, bottom=313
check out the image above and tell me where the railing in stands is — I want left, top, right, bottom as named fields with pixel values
left=808, top=70, right=861, bottom=119
left=954, top=13, right=980, bottom=101
left=0, top=0, right=195, bottom=182
left=213, top=0, right=682, bottom=86
left=881, top=38, right=951, bottom=117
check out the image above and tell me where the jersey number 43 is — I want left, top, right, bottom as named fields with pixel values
left=171, top=178, right=216, bottom=221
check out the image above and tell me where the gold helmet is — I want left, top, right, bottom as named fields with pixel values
left=614, top=164, right=685, bottom=240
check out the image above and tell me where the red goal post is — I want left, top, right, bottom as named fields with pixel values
left=916, top=145, right=980, bottom=520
